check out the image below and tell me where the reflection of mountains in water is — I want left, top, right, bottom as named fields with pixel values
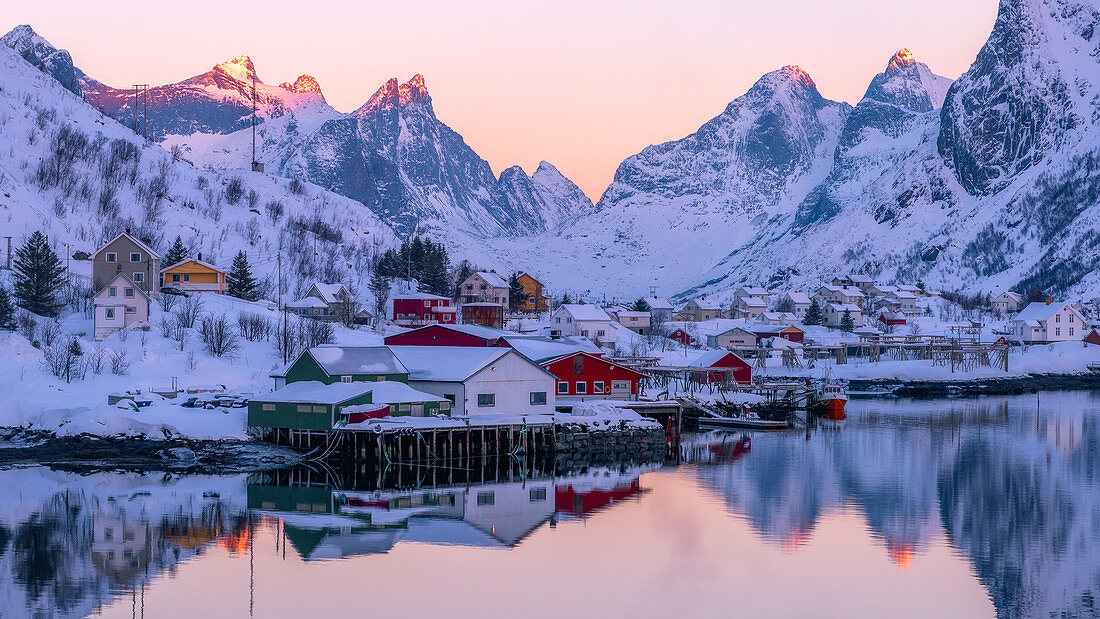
left=248, top=461, right=658, bottom=561
left=0, top=467, right=252, bottom=618
left=689, top=393, right=1100, bottom=617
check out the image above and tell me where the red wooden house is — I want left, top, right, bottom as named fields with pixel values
left=877, top=310, right=906, bottom=327
left=668, top=328, right=694, bottom=346
left=384, top=323, right=509, bottom=347
left=541, top=351, right=648, bottom=401
left=390, top=293, right=456, bottom=327
left=752, top=325, right=805, bottom=344
left=692, top=350, right=752, bottom=385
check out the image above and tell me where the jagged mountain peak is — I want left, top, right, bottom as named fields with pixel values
left=887, top=48, right=917, bottom=71
left=0, top=24, right=84, bottom=97
left=862, top=48, right=952, bottom=111
left=279, top=74, right=324, bottom=98
left=778, top=65, right=816, bottom=87
left=212, top=54, right=258, bottom=83
left=356, top=74, right=431, bottom=115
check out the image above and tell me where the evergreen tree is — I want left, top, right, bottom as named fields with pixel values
left=418, top=246, right=450, bottom=296
left=13, top=231, right=66, bottom=317
left=226, top=251, right=258, bottom=299
left=803, top=299, right=823, bottom=326
left=508, top=273, right=529, bottom=311
left=163, top=235, right=188, bottom=268
left=560, top=292, right=572, bottom=306
left=631, top=298, right=651, bottom=313
left=0, top=286, right=15, bottom=331
left=368, top=265, right=390, bottom=324
left=453, top=260, right=474, bottom=298
left=840, top=309, right=854, bottom=332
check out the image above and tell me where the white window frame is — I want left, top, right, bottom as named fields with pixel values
left=340, top=376, right=353, bottom=383
left=108, top=287, right=117, bottom=297
left=593, top=381, right=605, bottom=393
left=105, top=308, right=115, bottom=319
left=530, top=391, right=547, bottom=406
left=132, top=272, right=144, bottom=283
left=557, top=381, right=568, bottom=394
left=105, top=252, right=117, bottom=263
left=130, top=252, right=141, bottom=262
left=576, top=382, right=586, bottom=394
left=477, top=393, right=495, bottom=407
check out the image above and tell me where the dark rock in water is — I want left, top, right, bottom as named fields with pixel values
left=160, top=446, right=197, bottom=462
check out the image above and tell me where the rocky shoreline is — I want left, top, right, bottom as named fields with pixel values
left=848, top=372, right=1100, bottom=398
left=551, top=424, right=668, bottom=468
left=0, top=428, right=300, bottom=472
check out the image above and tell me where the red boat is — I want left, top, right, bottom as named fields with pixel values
left=810, top=378, right=847, bottom=420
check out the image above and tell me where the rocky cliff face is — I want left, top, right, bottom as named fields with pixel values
left=0, top=25, right=84, bottom=97
left=685, top=0, right=1100, bottom=301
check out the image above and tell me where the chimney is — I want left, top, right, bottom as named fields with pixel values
left=198, top=251, right=203, bottom=261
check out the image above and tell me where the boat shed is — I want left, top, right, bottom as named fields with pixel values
left=272, top=346, right=409, bottom=389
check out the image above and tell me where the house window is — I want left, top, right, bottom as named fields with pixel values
left=530, top=392, right=547, bottom=405
left=132, top=272, right=144, bottom=283
left=477, top=393, right=495, bottom=407
left=377, top=376, right=386, bottom=381
left=312, top=405, right=327, bottom=413
left=594, top=381, right=605, bottom=393
left=341, top=376, right=353, bottom=383
left=105, top=252, right=116, bottom=263
left=262, top=403, right=275, bottom=411
left=1056, top=315, right=1061, bottom=323
left=172, top=274, right=180, bottom=282
left=424, top=301, right=430, bottom=308
left=557, top=381, right=568, bottom=394
left=576, top=382, right=587, bottom=394
left=296, top=405, right=312, bottom=413
left=1055, top=328, right=1061, bottom=337
left=574, top=355, right=584, bottom=375
left=581, top=330, right=589, bottom=337
left=529, top=488, right=547, bottom=502
left=1070, top=314, right=1076, bottom=323
left=108, top=287, right=117, bottom=297
left=440, top=401, right=451, bottom=411
left=125, top=307, right=136, bottom=314
left=1070, top=328, right=1074, bottom=336
left=612, top=380, right=631, bottom=393
left=597, top=330, right=606, bottom=337
left=444, top=393, right=456, bottom=404
left=476, top=491, right=494, bottom=506
left=130, top=252, right=141, bottom=262
left=183, top=274, right=190, bottom=282
left=125, top=288, right=134, bottom=298
left=106, top=308, right=115, bottom=319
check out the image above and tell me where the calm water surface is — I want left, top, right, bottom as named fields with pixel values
left=3, top=391, right=1099, bottom=618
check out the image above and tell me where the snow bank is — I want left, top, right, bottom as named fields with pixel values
left=565, top=401, right=662, bottom=430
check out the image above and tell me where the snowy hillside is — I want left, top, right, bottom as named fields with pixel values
left=0, top=39, right=399, bottom=300
left=686, top=0, right=1100, bottom=303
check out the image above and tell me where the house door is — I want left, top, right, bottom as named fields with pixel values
left=610, top=380, right=632, bottom=399
left=411, top=404, right=425, bottom=417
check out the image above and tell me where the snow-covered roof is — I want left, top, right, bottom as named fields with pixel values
left=890, top=290, right=917, bottom=300
left=342, top=382, right=442, bottom=406
left=784, top=292, right=811, bottom=304
left=418, top=323, right=510, bottom=340
left=474, top=271, right=508, bottom=288
left=738, top=298, right=767, bottom=308
left=390, top=346, right=513, bottom=382
left=1013, top=301, right=1079, bottom=323
left=92, top=232, right=162, bottom=261
left=643, top=297, right=674, bottom=310
left=286, top=297, right=328, bottom=309
left=841, top=286, right=866, bottom=297
left=302, top=346, right=408, bottom=377
left=737, top=287, right=769, bottom=297
left=616, top=311, right=650, bottom=319
left=827, top=303, right=863, bottom=312
left=994, top=291, right=1024, bottom=301
left=693, top=350, right=742, bottom=368
left=896, top=285, right=921, bottom=292
left=161, top=258, right=224, bottom=273
left=393, top=292, right=450, bottom=301
left=847, top=273, right=874, bottom=283
left=505, top=336, right=601, bottom=363
left=260, top=381, right=376, bottom=404
left=462, top=302, right=504, bottom=307
left=307, top=282, right=348, bottom=304
left=556, top=304, right=612, bottom=321
left=684, top=299, right=721, bottom=311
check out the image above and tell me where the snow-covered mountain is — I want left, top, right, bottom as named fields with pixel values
left=0, top=36, right=398, bottom=299
left=0, top=25, right=84, bottom=97
left=685, top=0, right=1100, bottom=301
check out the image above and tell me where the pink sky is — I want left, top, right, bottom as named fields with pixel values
left=4, top=0, right=998, bottom=199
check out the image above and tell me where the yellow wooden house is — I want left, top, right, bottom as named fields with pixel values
left=160, top=258, right=227, bottom=294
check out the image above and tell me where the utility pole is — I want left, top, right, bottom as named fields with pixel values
left=5, top=236, right=13, bottom=270
left=278, top=236, right=287, bottom=363
left=132, top=84, right=149, bottom=139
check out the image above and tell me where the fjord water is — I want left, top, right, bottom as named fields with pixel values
left=4, top=392, right=1098, bottom=618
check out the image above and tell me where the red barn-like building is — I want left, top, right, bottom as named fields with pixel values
left=692, top=350, right=752, bottom=385
left=669, top=328, right=694, bottom=346
left=384, top=323, right=510, bottom=347
left=752, top=325, right=805, bottom=344
left=1085, top=329, right=1100, bottom=345
left=390, top=293, right=456, bottom=327
left=541, top=352, right=648, bottom=401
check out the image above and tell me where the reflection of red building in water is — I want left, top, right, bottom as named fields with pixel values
left=708, top=435, right=752, bottom=462
left=555, top=479, right=643, bottom=516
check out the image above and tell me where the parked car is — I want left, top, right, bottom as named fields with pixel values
left=180, top=396, right=213, bottom=408
left=159, top=286, right=189, bottom=297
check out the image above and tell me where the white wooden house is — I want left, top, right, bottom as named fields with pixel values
left=549, top=304, right=617, bottom=343
left=823, top=303, right=864, bottom=328
left=781, top=292, right=812, bottom=319
left=93, top=273, right=150, bottom=340
left=458, top=272, right=510, bottom=309
left=1010, top=302, right=1088, bottom=343
left=990, top=291, right=1025, bottom=315
left=679, top=299, right=722, bottom=322
left=286, top=283, right=354, bottom=321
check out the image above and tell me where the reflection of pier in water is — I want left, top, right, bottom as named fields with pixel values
left=248, top=457, right=657, bottom=560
